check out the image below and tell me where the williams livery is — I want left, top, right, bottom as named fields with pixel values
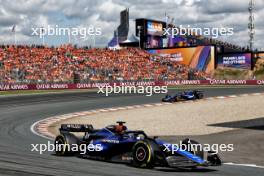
left=162, top=90, right=204, bottom=102
left=54, top=122, right=221, bottom=169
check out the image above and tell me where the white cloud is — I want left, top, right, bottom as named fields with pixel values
left=0, top=0, right=263, bottom=49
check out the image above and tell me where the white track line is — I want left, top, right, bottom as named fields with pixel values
left=30, top=120, right=53, bottom=140
left=216, top=96, right=226, bottom=99
left=224, top=162, right=264, bottom=169
left=228, top=95, right=237, bottom=98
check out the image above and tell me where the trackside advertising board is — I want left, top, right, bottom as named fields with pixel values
left=147, top=46, right=215, bottom=74
left=257, top=52, right=264, bottom=59
left=217, top=53, right=252, bottom=70
left=1, top=80, right=264, bottom=91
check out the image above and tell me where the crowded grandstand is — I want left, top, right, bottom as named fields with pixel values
left=0, top=45, right=208, bottom=83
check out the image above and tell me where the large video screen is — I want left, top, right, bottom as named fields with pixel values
left=217, top=53, right=252, bottom=70
left=146, top=35, right=163, bottom=48
left=147, top=46, right=215, bottom=74
left=147, top=21, right=163, bottom=36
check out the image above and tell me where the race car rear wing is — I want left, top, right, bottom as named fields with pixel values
left=60, top=124, right=94, bottom=133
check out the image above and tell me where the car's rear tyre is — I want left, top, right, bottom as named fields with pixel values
left=132, top=140, right=156, bottom=168
left=54, top=133, right=79, bottom=156
left=195, top=92, right=203, bottom=99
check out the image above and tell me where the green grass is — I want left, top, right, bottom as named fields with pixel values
left=254, top=68, right=264, bottom=80
left=213, top=68, right=252, bottom=80
left=0, top=89, right=98, bottom=96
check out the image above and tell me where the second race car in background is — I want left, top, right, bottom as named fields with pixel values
left=162, top=90, right=204, bottom=103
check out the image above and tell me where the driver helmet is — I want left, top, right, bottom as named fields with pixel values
left=115, top=122, right=127, bottom=134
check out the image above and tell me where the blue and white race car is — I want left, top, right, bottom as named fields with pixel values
left=162, top=90, right=204, bottom=102
left=54, top=122, right=221, bottom=169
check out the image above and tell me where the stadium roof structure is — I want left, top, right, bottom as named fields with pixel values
left=108, top=35, right=119, bottom=48
left=121, top=34, right=139, bottom=44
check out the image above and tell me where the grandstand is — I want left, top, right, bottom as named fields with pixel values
left=0, top=45, right=208, bottom=84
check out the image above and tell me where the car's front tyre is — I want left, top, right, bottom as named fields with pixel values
left=132, top=140, right=156, bottom=168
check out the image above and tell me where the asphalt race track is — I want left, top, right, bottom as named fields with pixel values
left=0, top=87, right=264, bottom=176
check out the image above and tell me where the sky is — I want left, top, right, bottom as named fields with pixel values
left=0, top=0, right=263, bottom=50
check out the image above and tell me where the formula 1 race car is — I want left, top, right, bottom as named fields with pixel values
left=54, top=122, right=221, bottom=169
left=162, top=90, right=204, bottom=103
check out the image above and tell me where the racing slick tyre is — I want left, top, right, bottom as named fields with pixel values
left=207, top=151, right=222, bottom=166
left=197, top=94, right=204, bottom=99
left=132, top=139, right=159, bottom=169
left=54, top=133, right=79, bottom=156
left=194, top=92, right=203, bottom=99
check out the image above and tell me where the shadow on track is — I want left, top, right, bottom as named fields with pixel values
left=208, top=117, right=264, bottom=130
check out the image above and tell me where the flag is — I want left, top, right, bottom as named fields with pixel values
left=165, top=12, right=170, bottom=24
left=11, top=25, right=16, bottom=32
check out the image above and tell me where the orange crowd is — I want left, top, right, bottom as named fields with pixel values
left=0, top=45, right=208, bottom=83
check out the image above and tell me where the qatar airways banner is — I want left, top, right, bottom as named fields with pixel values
left=164, top=80, right=264, bottom=85
left=0, top=80, right=264, bottom=91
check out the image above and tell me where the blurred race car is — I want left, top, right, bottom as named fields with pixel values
left=162, top=90, right=204, bottom=102
left=54, top=122, right=221, bottom=169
